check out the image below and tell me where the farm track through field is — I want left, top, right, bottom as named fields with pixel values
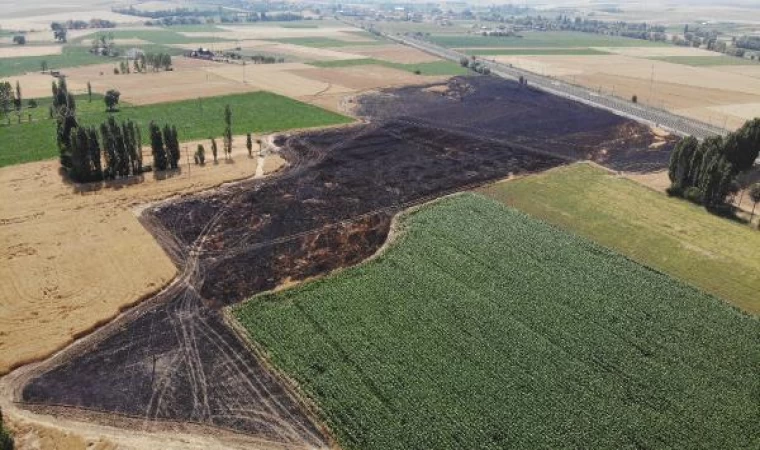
left=11, top=77, right=671, bottom=446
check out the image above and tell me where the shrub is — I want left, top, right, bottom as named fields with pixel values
left=195, top=144, right=205, bottom=165
left=684, top=186, right=703, bottom=204
left=632, top=94, right=638, bottom=103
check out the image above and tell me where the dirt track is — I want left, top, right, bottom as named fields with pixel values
left=13, top=76, right=670, bottom=447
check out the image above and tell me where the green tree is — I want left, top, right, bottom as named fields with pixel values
left=246, top=133, right=253, bottom=157
left=195, top=144, right=205, bottom=165
left=104, top=89, right=120, bottom=112
left=150, top=122, right=167, bottom=171
left=87, top=81, right=92, bottom=102
left=41, top=60, right=48, bottom=73
left=14, top=81, right=21, bottom=112
left=0, top=82, right=12, bottom=118
left=721, top=118, right=760, bottom=172
left=668, top=136, right=699, bottom=191
left=211, top=137, right=218, bottom=163
left=223, top=104, right=233, bottom=159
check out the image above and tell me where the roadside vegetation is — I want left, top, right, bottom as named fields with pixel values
left=0, top=90, right=351, bottom=167
left=481, top=163, right=760, bottom=314
left=667, top=118, right=760, bottom=213
left=235, top=193, right=759, bottom=450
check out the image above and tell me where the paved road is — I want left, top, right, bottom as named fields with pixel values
left=361, top=26, right=726, bottom=139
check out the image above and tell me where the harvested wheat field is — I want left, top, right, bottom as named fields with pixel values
left=292, top=65, right=448, bottom=91
left=179, top=24, right=368, bottom=42
left=0, top=73, right=88, bottom=99
left=0, top=140, right=285, bottom=376
left=63, top=59, right=259, bottom=105
left=0, top=45, right=63, bottom=59
left=333, top=44, right=442, bottom=63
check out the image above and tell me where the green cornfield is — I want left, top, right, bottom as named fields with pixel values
left=234, top=193, right=760, bottom=450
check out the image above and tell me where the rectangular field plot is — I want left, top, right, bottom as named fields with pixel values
left=234, top=193, right=759, bottom=450
left=431, top=31, right=666, bottom=49
left=0, top=91, right=351, bottom=167
left=481, top=163, right=760, bottom=314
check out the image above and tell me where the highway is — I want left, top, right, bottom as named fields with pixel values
left=356, top=23, right=727, bottom=139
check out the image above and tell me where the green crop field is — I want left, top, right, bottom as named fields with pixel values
left=480, top=163, right=760, bottom=314
left=234, top=193, right=759, bottom=450
left=648, top=55, right=760, bottom=66
left=310, top=58, right=469, bottom=75
left=431, top=31, right=666, bottom=49
left=0, top=91, right=351, bottom=167
left=74, top=29, right=233, bottom=46
left=0, top=46, right=109, bottom=77
left=466, top=48, right=611, bottom=56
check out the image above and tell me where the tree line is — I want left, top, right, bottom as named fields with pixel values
left=52, top=78, right=179, bottom=183
left=668, top=119, right=760, bottom=211
left=116, top=53, right=173, bottom=74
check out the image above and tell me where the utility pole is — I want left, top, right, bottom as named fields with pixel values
left=649, top=64, right=655, bottom=105
left=185, top=145, right=190, bottom=175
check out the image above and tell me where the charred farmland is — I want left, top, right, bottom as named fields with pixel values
left=19, top=76, right=670, bottom=445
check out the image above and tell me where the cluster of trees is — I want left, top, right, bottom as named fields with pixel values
left=493, top=15, right=668, bottom=42
left=50, top=23, right=67, bottom=42
left=51, top=78, right=180, bottom=182
left=736, top=36, right=760, bottom=51
left=69, top=117, right=143, bottom=181
left=12, top=35, right=25, bottom=45
left=90, top=33, right=118, bottom=56
left=459, top=57, right=491, bottom=74
left=115, top=53, right=172, bottom=74
left=149, top=122, right=180, bottom=171
left=248, top=54, right=284, bottom=64
left=52, top=19, right=115, bottom=30
left=668, top=119, right=760, bottom=209
left=114, top=5, right=304, bottom=24
left=0, top=81, right=22, bottom=117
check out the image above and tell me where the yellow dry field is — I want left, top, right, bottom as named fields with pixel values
left=494, top=53, right=760, bottom=130
left=331, top=44, right=442, bottom=64
left=206, top=62, right=354, bottom=97
left=596, top=46, right=722, bottom=58
left=179, top=24, right=370, bottom=42
left=0, top=11, right=139, bottom=32
left=0, top=141, right=286, bottom=376
left=0, top=45, right=62, bottom=58
left=62, top=58, right=259, bottom=105
left=0, top=73, right=89, bottom=98
left=292, top=65, right=448, bottom=91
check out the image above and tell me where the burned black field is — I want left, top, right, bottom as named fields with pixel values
left=19, top=77, right=671, bottom=445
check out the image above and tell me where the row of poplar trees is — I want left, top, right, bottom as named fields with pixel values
left=668, top=118, right=760, bottom=207
left=53, top=78, right=180, bottom=182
